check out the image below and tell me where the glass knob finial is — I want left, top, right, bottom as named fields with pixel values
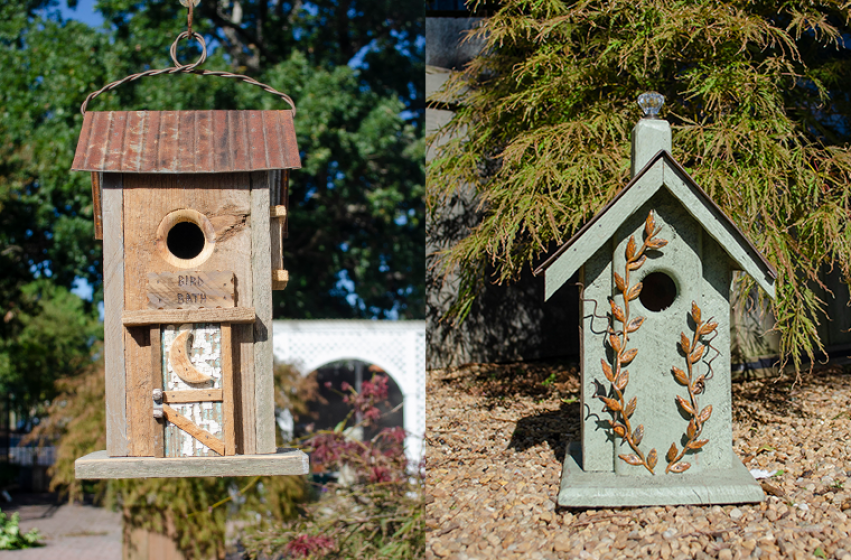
left=637, top=92, right=664, bottom=118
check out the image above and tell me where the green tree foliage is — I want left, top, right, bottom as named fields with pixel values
left=428, top=0, right=851, bottom=369
left=3, top=0, right=423, bottom=556
left=0, top=0, right=422, bottom=407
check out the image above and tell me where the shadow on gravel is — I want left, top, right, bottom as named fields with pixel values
left=437, top=360, right=580, bottom=403
left=508, top=401, right=581, bottom=464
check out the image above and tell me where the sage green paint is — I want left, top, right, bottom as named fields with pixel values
left=631, top=118, right=672, bottom=177
left=548, top=116, right=772, bottom=506
left=543, top=120, right=775, bottom=302
left=558, top=443, right=764, bottom=507
left=579, top=247, right=614, bottom=473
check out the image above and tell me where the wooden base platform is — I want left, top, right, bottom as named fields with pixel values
left=75, top=448, right=309, bottom=479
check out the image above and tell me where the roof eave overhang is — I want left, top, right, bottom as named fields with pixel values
left=535, top=151, right=777, bottom=301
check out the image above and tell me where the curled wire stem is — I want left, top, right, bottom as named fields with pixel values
left=665, top=302, right=717, bottom=474
left=80, top=26, right=296, bottom=114
left=597, top=210, right=668, bottom=475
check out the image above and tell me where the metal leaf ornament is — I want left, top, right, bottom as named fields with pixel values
left=597, top=210, right=667, bottom=474
left=665, top=301, right=717, bottom=474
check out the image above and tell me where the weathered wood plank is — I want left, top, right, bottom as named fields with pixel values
left=92, top=172, right=103, bottom=240
left=102, top=174, right=129, bottom=457
left=76, top=448, right=309, bottom=479
left=125, top=326, right=153, bottom=456
left=251, top=171, right=276, bottom=454
left=151, top=325, right=164, bottom=458
left=221, top=324, right=236, bottom=456
left=271, top=215, right=285, bottom=290
left=161, top=404, right=225, bottom=456
left=122, top=307, right=256, bottom=326
left=147, top=271, right=235, bottom=309
left=162, top=389, right=223, bottom=403
left=122, top=173, right=253, bottom=456
left=234, top=323, right=254, bottom=454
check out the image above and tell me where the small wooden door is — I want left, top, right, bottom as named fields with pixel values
left=153, top=322, right=236, bottom=457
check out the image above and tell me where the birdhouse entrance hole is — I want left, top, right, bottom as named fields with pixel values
left=156, top=209, right=217, bottom=269
left=167, top=221, right=205, bottom=260
left=639, top=271, right=677, bottom=312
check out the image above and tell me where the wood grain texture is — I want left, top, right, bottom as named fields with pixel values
left=234, top=323, right=254, bottom=454
left=221, top=324, right=236, bottom=456
left=147, top=271, right=235, bottom=309
left=161, top=404, right=225, bottom=456
left=151, top=325, right=164, bottom=458
left=125, top=326, right=153, bottom=456
left=76, top=448, right=309, bottom=479
left=122, top=173, right=255, bottom=455
left=167, top=328, right=214, bottom=384
left=251, top=171, right=276, bottom=455
left=92, top=172, right=103, bottom=240
left=101, top=174, right=129, bottom=456
left=271, top=211, right=285, bottom=290
left=122, top=307, right=256, bottom=326
left=162, top=389, right=224, bottom=403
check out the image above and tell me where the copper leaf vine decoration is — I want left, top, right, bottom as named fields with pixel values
left=665, top=301, right=717, bottom=474
left=598, top=210, right=667, bottom=474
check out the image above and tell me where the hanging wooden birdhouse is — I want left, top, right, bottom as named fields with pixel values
left=71, top=13, right=306, bottom=478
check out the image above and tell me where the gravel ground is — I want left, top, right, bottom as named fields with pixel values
left=426, top=362, right=851, bottom=560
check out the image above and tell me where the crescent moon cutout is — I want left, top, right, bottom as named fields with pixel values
left=168, top=326, right=213, bottom=385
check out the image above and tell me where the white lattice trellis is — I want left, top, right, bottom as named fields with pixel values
left=272, top=320, right=426, bottom=462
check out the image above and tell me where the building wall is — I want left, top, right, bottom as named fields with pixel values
left=426, top=15, right=580, bottom=369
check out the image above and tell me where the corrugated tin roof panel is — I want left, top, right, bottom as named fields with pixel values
left=72, top=110, right=301, bottom=173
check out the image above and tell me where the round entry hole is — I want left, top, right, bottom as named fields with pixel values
left=167, top=221, right=206, bottom=260
left=639, top=272, right=677, bottom=312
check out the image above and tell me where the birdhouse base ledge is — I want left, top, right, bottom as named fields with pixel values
left=75, top=448, right=309, bottom=479
left=558, top=442, right=764, bottom=508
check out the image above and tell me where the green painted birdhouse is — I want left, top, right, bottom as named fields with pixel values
left=535, top=94, right=776, bottom=507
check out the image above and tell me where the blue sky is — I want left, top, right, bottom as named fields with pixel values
left=59, top=0, right=105, bottom=27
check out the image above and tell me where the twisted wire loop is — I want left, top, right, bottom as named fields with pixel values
left=80, top=31, right=296, bottom=115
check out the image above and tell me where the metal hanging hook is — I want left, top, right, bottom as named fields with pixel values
left=79, top=0, right=296, bottom=114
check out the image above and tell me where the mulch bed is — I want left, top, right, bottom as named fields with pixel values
left=426, top=361, right=851, bottom=560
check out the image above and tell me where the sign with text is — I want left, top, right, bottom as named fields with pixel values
left=147, top=271, right=235, bottom=309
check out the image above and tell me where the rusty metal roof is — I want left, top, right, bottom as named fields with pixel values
left=72, top=110, right=301, bottom=173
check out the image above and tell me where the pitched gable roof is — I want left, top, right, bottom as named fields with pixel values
left=534, top=150, right=777, bottom=300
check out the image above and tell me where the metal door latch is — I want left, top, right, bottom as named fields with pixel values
left=152, top=388, right=164, bottom=419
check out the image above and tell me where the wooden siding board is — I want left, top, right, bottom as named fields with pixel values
left=251, top=172, right=276, bottom=454
left=125, top=326, right=153, bottom=456
left=102, top=174, right=129, bottom=456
